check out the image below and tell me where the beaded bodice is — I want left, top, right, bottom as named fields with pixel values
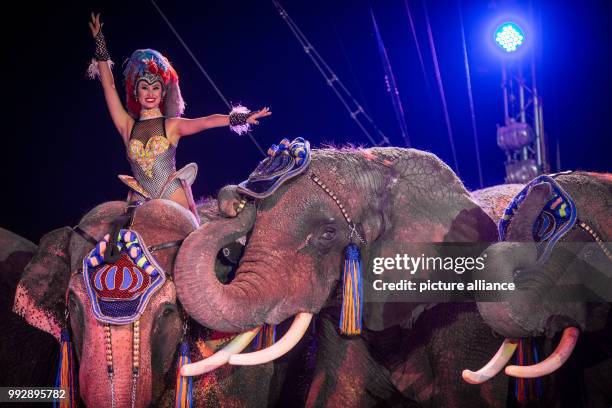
left=127, top=117, right=179, bottom=198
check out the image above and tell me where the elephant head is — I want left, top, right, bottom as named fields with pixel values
left=465, top=172, right=612, bottom=383
left=174, top=147, right=498, bottom=371
left=13, top=199, right=197, bottom=407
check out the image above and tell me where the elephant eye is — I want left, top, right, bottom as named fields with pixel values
left=308, top=221, right=339, bottom=253
left=152, top=303, right=180, bottom=340
left=159, top=303, right=178, bottom=319
left=321, top=227, right=336, bottom=241
left=68, top=294, right=81, bottom=317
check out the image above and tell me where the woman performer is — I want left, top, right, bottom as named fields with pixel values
left=87, top=13, right=270, bottom=216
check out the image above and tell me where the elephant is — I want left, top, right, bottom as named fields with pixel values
left=9, top=198, right=297, bottom=407
left=470, top=184, right=525, bottom=221
left=464, top=172, right=612, bottom=407
left=172, top=146, right=517, bottom=407
left=0, top=228, right=60, bottom=389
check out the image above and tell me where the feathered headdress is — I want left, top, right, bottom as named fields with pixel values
left=123, top=49, right=185, bottom=118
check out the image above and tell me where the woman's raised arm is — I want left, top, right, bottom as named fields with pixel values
left=166, top=107, right=271, bottom=144
left=89, top=13, right=133, bottom=144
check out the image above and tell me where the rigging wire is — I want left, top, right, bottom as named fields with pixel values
left=150, top=0, right=266, bottom=156
left=457, top=0, right=484, bottom=188
left=272, top=0, right=389, bottom=147
left=332, top=24, right=373, bottom=119
left=422, top=0, right=461, bottom=177
left=370, top=8, right=412, bottom=147
left=404, top=0, right=433, bottom=100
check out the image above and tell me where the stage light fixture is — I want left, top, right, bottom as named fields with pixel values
left=495, top=23, right=524, bottom=53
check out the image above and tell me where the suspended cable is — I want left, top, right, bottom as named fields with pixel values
left=404, top=0, right=433, bottom=99
left=457, top=0, right=483, bottom=188
left=151, top=0, right=266, bottom=156
left=272, top=0, right=389, bottom=147
left=422, top=1, right=461, bottom=177
left=332, top=24, right=372, bottom=119
left=555, top=139, right=561, bottom=173
left=370, top=9, right=412, bottom=147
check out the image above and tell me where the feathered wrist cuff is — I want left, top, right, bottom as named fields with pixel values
left=87, top=30, right=114, bottom=80
left=229, top=105, right=253, bottom=136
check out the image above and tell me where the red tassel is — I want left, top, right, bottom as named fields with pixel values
left=514, top=338, right=541, bottom=403
left=54, top=329, right=77, bottom=408
left=516, top=339, right=525, bottom=403
left=253, top=324, right=276, bottom=350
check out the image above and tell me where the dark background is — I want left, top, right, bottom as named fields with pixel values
left=2, top=0, right=610, bottom=242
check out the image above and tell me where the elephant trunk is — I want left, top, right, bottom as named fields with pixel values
left=476, top=242, right=538, bottom=338
left=174, top=204, right=271, bottom=333
left=80, top=324, right=153, bottom=408
left=477, top=239, right=591, bottom=338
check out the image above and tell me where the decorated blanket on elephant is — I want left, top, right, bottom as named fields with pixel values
left=82, top=229, right=167, bottom=324
left=237, top=137, right=310, bottom=198
left=499, top=175, right=577, bottom=263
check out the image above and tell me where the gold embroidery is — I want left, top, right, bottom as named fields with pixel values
left=128, top=135, right=169, bottom=177
left=118, top=175, right=150, bottom=198
left=139, top=108, right=163, bottom=120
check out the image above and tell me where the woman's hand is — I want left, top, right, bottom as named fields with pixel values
left=88, top=12, right=103, bottom=38
left=247, top=107, right=272, bottom=125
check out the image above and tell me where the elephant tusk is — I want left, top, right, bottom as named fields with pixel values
left=462, top=338, right=519, bottom=384
left=504, top=327, right=580, bottom=378
left=180, top=327, right=261, bottom=376
left=228, top=313, right=313, bottom=366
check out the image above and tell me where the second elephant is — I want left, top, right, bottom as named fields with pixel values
left=174, top=147, right=511, bottom=407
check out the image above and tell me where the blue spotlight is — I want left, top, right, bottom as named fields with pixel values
left=495, top=23, right=525, bottom=53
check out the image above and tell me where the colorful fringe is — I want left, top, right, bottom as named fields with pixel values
left=253, top=324, right=277, bottom=350
left=54, top=329, right=77, bottom=408
left=514, top=338, right=543, bottom=403
left=339, top=244, right=363, bottom=335
left=175, top=342, right=193, bottom=408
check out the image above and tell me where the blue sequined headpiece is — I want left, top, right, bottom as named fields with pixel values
left=237, top=137, right=311, bottom=198
left=499, top=175, right=577, bottom=263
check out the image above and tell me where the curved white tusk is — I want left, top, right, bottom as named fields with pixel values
left=180, top=327, right=261, bottom=376
left=229, top=312, right=313, bottom=366
left=505, top=327, right=580, bottom=378
left=462, top=338, right=519, bottom=384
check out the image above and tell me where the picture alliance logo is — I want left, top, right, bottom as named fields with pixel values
left=371, top=253, right=487, bottom=275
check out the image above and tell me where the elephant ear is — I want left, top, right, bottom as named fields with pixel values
left=444, top=205, right=498, bottom=243
left=13, top=227, right=72, bottom=341
left=0, top=228, right=37, bottom=259
left=506, top=182, right=552, bottom=242
left=0, top=228, right=37, bottom=316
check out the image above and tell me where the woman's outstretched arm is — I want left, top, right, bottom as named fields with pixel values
left=166, top=107, right=271, bottom=145
left=89, top=13, right=133, bottom=144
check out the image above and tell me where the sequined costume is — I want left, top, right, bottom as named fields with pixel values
left=126, top=117, right=181, bottom=199
left=113, top=49, right=199, bottom=220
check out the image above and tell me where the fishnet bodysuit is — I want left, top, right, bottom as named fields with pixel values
left=127, top=117, right=181, bottom=198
